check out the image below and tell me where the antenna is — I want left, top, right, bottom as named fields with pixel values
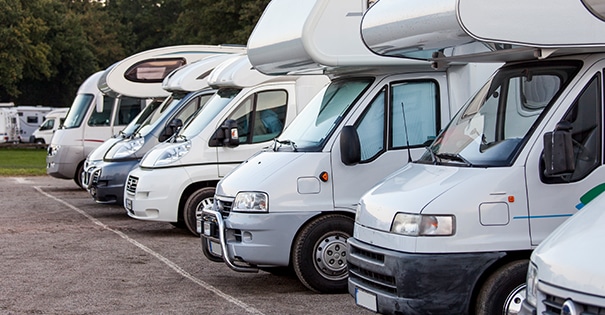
left=401, top=101, right=412, bottom=163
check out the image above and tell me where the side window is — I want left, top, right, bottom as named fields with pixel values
left=88, top=96, right=114, bottom=126
left=39, top=119, right=54, bottom=131
left=227, top=90, right=288, bottom=144
left=355, top=88, right=386, bottom=162
left=391, top=81, right=439, bottom=148
left=549, top=75, right=602, bottom=183
left=116, top=97, right=143, bottom=126
left=27, top=116, right=38, bottom=124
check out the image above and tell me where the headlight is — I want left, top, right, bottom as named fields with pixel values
left=391, top=213, right=455, bottom=236
left=153, top=140, right=191, bottom=166
left=525, top=262, right=538, bottom=307
left=232, top=192, right=268, bottom=212
left=106, top=137, right=144, bottom=160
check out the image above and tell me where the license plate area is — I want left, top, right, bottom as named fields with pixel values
left=355, top=287, right=377, bottom=312
left=125, top=198, right=133, bottom=211
left=209, top=240, right=222, bottom=257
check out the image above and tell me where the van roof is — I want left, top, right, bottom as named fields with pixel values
left=207, top=54, right=293, bottom=88
left=162, top=54, right=238, bottom=93
left=361, top=0, right=605, bottom=64
left=99, top=45, right=245, bottom=98
left=247, top=0, right=428, bottom=75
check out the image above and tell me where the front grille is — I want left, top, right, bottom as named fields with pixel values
left=214, top=195, right=234, bottom=217
left=348, top=242, right=397, bottom=294
left=88, top=168, right=101, bottom=185
left=541, top=293, right=605, bottom=315
left=126, top=176, right=138, bottom=194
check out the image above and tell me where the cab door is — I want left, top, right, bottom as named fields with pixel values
left=331, top=74, right=447, bottom=210
left=216, top=84, right=295, bottom=177
left=525, top=64, right=605, bottom=246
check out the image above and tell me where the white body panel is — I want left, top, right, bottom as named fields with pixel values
left=247, top=0, right=427, bottom=75
left=31, top=108, right=68, bottom=144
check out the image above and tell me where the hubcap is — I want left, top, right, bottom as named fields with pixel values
left=314, top=233, right=348, bottom=280
left=503, top=284, right=526, bottom=315
left=196, top=197, right=214, bottom=221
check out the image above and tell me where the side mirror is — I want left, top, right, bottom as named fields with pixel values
left=159, top=118, right=183, bottom=142
left=543, top=121, right=575, bottom=176
left=95, top=95, right=104, bottom=113
left=340, top=126, right=361, bottom=166
left=209, top=119, right=240, bottom=147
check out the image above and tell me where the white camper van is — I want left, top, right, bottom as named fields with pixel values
left=16, top=106, right=55, bottom=143
left=31, top=108, right=68, bottom=145
left=82, top=52, right=242, bottom=204
left=521, top=187, right=605, bottom=315
left=123, top=54, right=330, bottom=236
left=347, top=0, right=605, bottom=314
left=47, top=45, right=241, bottom=187
left=0, top=103, right=19, bottom=143
left=199, top=0, right=499, bottom=294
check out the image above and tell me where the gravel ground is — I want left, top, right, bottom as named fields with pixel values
left=0, top=176, right=374, bottom=315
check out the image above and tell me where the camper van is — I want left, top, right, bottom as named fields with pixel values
left=346, top=0, right=605, bottom=314
left=16, top=106, right=55, bottom=143
left=0, top=103, right=19, bottom=143
left=47, top=45, right=241, bottom=187
left=123, top=54, right=330, bottom=236
left=82, top=52, right=242, bottom=204
left=521, top=188, right=605, bottom=314
left=198, top=0, right=499, bottom=294
left=30, top=108, right=68, bottom=145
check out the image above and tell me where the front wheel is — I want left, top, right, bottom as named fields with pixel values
left=475, top=259, right=529, bottom=315
left=292, top=214, right=354, bottom=293
left=73, top=162, right=85, bottom=190
left=183, top=187, right=215, bottom=236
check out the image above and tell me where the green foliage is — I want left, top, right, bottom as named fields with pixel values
left=0, top=147, right=47, bottom=176
left=0, top=0, right=270, bottom=107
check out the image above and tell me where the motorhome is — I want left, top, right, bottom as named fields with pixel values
left=0, top=103, right=19, bottom=143
left=198, top=0, right=499, bottom=294
left=346, top=0, right=605, bottom=314
left=47, top=45, right=241, bottom=187
left=522, top=188, right=605, bottom=314
left=82, top=52, right=242, bottom=204
left=30, top=108, right=69, bottom=145
left=123, top=54, right=330, bottom=237
left=16, top=106, right=55, bottom=143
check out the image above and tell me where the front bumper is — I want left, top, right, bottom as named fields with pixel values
left=347, top=235, right=504, bottom=314
left=123, top=166, right=190, bottom=222
left=84, top=159, right=139, bottom=204
left=46, top=145, right=81, bottom=179
left=200, top=198, right=317, bottom=271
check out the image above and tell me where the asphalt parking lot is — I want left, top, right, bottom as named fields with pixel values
left=0, top=176, right=373, bottom=315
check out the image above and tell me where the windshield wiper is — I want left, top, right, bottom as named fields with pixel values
left=424, top=147, right=438, bottom=165
left=435, top=152, right=473, bottom=167
left=272, top=138, right=297, bottom=152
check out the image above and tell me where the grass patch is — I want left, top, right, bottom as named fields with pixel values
left=0, top=147, right=48, bottom=176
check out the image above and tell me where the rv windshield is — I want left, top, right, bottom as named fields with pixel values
left=62, top=94, right=94, bottom=129
left=277, top=78, right=374, bottom=151
left=179, top=88, right=241, bottom=140
left=121, top=98, right=165, bottom=137
left=420, top=61, right=581, bottom=167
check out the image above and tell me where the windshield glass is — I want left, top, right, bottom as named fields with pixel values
left=62, top=94, right=94, bottom=129
left=277, top=78, right=374, bottom=151
left=121, top=98, right=165, bottom=136
left=180, top=88, right=241, bottom=139
left=420, top=61, right=581, bottom=167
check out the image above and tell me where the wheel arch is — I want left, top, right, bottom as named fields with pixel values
left=468, top=250, right=533, bottom=314
left=287, top=210, right=356, bottom=266
left=177, top=180, right=219, bottom=223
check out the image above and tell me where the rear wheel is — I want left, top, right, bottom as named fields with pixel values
left=183, top=187, right=215, bottom=236
left=475, top=259, right=529, bottom=315
left=292, top=214, right=354, bottom=293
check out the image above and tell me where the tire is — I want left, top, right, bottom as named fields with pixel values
left=292, top=214, right=354, bottom=293
left=475, top=259, right=529, bottom=315
left=183, top=187, right=215, bottom=237
left=73, top=162, right=85, bottom=190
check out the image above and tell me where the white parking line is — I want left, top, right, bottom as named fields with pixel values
left=34, top=186, right=265, bottom=315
